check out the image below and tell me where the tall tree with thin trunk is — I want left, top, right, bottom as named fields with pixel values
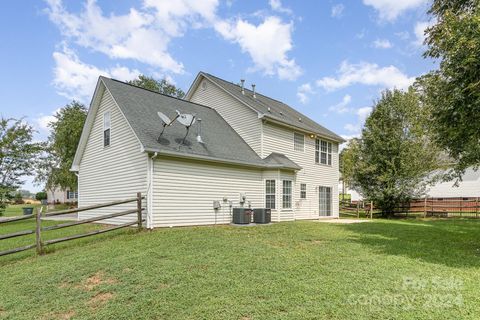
left=36, top=101, right=87, bottom=192
left=0, top=118, right=43, bottom=214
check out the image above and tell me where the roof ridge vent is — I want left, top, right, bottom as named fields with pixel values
left=251, top=84, right=256, bottom=98
left=240, top=79, right=245, bottom=95
left=267, top=107, right=271, bottom=112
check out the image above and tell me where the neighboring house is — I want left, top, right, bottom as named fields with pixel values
left=338, top=168, right=479, bottom=202
left=426, top=167, right=480, bottom=198
left=71, top=73, right=344, bottom=228
left=46, top=187, right=78, bottom=204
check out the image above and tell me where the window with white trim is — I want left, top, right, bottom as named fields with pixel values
left=282, top=180, right=292, bottom=209
left=265, top=180, right=276, bottom=209
left=103, top=111, right=111, bottom=147
left=67, top=191, right=78, bottom=199
left=315, top=139, right=332, bottom=165
left=300, top=183, right=306, bottom=199
left=294, top=132, right=304, bottom=151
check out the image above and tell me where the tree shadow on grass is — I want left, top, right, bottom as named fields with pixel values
left=338, top=219, right=480, bottom=268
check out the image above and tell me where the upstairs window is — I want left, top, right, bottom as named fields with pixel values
left=300, top=184, right=306, bottom=199
left=282, top=180, right=292, bottom=209
left=265, top=180, right=276, bottom=209
left=315, top=139, right=332, bottom=165
left=103, top=111, right=111, bottom=147
left=294, top=132, right=304, bottom=151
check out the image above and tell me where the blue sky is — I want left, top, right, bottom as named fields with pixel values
left=0, top=0, right=436, bottom=191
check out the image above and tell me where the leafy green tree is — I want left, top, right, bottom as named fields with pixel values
left=339, top=139, right=359, bottom=201
left=416, top=0, right=480, bottom=176
left=36, top=101, right=87, bottom=192
left=128, top=75, right=185, bottom=98
left=35, top=191, right=47, bottom=201
left=350, top=89, right=441, bottom=216
left=0, top=118, right=42, bottom=214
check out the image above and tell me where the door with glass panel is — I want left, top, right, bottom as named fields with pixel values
left=319, top=186, right=332, bottom=216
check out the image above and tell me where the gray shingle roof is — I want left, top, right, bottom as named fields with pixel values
left=101, top=77, right=301, bottom=170
left=263, top=153, right=302, bottom=170
left=201, top=72, right=345, bottom=142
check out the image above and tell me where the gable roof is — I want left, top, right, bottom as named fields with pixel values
left=72, top=77, right=301, bottom=171
left=187, top=72, right=345, bottom=143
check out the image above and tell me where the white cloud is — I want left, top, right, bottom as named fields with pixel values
left=52, top=45, right=140, bottom=101
left=297, top=83, right=314, bottom=104
left=316, top=60, right=415, bottom=91
left=357, top=106, right=373, bottom=121
left=341, top=133, right=361, bottom=141
left=344, top=123, right=359, bottom=133
left=269, top=0, right=293, bottom=15
left=215, top=16, right=302, bottom=80
left=46, top=0, right=301, bottom=81
left=329, top=94, right=352, bottom=114
left=331, top=4, right=345, bottom=18
left=341, top=106, right=373, bottom=139
left=45, top=0, right=221, bottom=74
left=395, top=31, right=410, bottom=40
left=413, top=21, right=432, bottom=47
left=373, top=39, right=393, bottom=49
left=363, top=0, right=428, bottom=21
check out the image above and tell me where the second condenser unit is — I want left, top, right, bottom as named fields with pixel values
left=253, top=208, right=271, bottom=224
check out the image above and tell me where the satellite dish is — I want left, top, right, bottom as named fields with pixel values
left=175, top=110, right=196, bottom=144
left=158, top=112, right=172, bottom=125
left=176, top=111, right=196, bottom=127
left=157, top=111, right=179, bottom=141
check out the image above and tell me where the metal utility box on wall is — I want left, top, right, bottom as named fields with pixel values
left=253, top=208, right=271, bottom=224
left=232, top=208, right=252, bottom=224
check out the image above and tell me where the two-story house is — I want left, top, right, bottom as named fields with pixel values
left=71, top=73, right=344, bottom=228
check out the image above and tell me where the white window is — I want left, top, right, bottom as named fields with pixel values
left=103, top=111, right=111, bottom=147
left=315, top=139, right=332, bottom=165
left=265, top=180, right=276, bottom=209
left=294, top=132, right=304, bottom=151
left=300, top=184, right=306, bottom=199
left=282, top=180, right=292, bottom=209
left=67, top=191, right=78, bottom=199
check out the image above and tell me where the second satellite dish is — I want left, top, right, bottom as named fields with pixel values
left=176, top=111, right=196, bottom=127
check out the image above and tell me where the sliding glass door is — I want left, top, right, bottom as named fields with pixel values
left=319, top=186, right=332, bottom=217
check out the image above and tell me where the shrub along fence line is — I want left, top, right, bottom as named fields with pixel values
left=0, top=192, right=145, bottom=257
left=340, top=197, right=480, bottom=218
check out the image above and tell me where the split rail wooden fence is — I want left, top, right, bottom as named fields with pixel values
left=0, top=192, right=145, bottom=257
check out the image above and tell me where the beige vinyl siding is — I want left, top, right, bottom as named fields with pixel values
left=189, top=78, right=263, bottom=156
left=426, top=168, right=480, bottom=198
left=78, top=88, right=147, bottom=224
left=262, top=122, right=340, bottom=218
left=152, top=156, right=263, bottom=227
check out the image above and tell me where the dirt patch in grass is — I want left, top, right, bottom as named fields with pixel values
left=88, top=292, right=114, bottom=309
left=75, top=272, right=118, bottom=291
left=41, top=309, right=76, bottom=320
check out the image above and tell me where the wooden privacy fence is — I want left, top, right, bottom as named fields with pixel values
left=341, top=197, right=480, bottom=218
left=0, top=192, right=145, bottom=257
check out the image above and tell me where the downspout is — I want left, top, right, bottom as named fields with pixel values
left=147, top=152, right=158, bottom=229
left=75, top=172, right=80, bottom=220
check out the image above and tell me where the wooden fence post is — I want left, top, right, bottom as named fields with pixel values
left=424, top=197, right=427, bottom=218
left=35, top=207, right=44, bottom=255
left=460, top=199, right=463, bottom=217
left=475, top=197, right=478, bottom=218
left=356, top=202, right=359, bottom=219
left=137, top=192, right=143, bottom=230
left=370, top=201, right=373, bottom=219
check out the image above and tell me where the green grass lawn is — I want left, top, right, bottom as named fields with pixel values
left=1, top=219, right=480, bottom=319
